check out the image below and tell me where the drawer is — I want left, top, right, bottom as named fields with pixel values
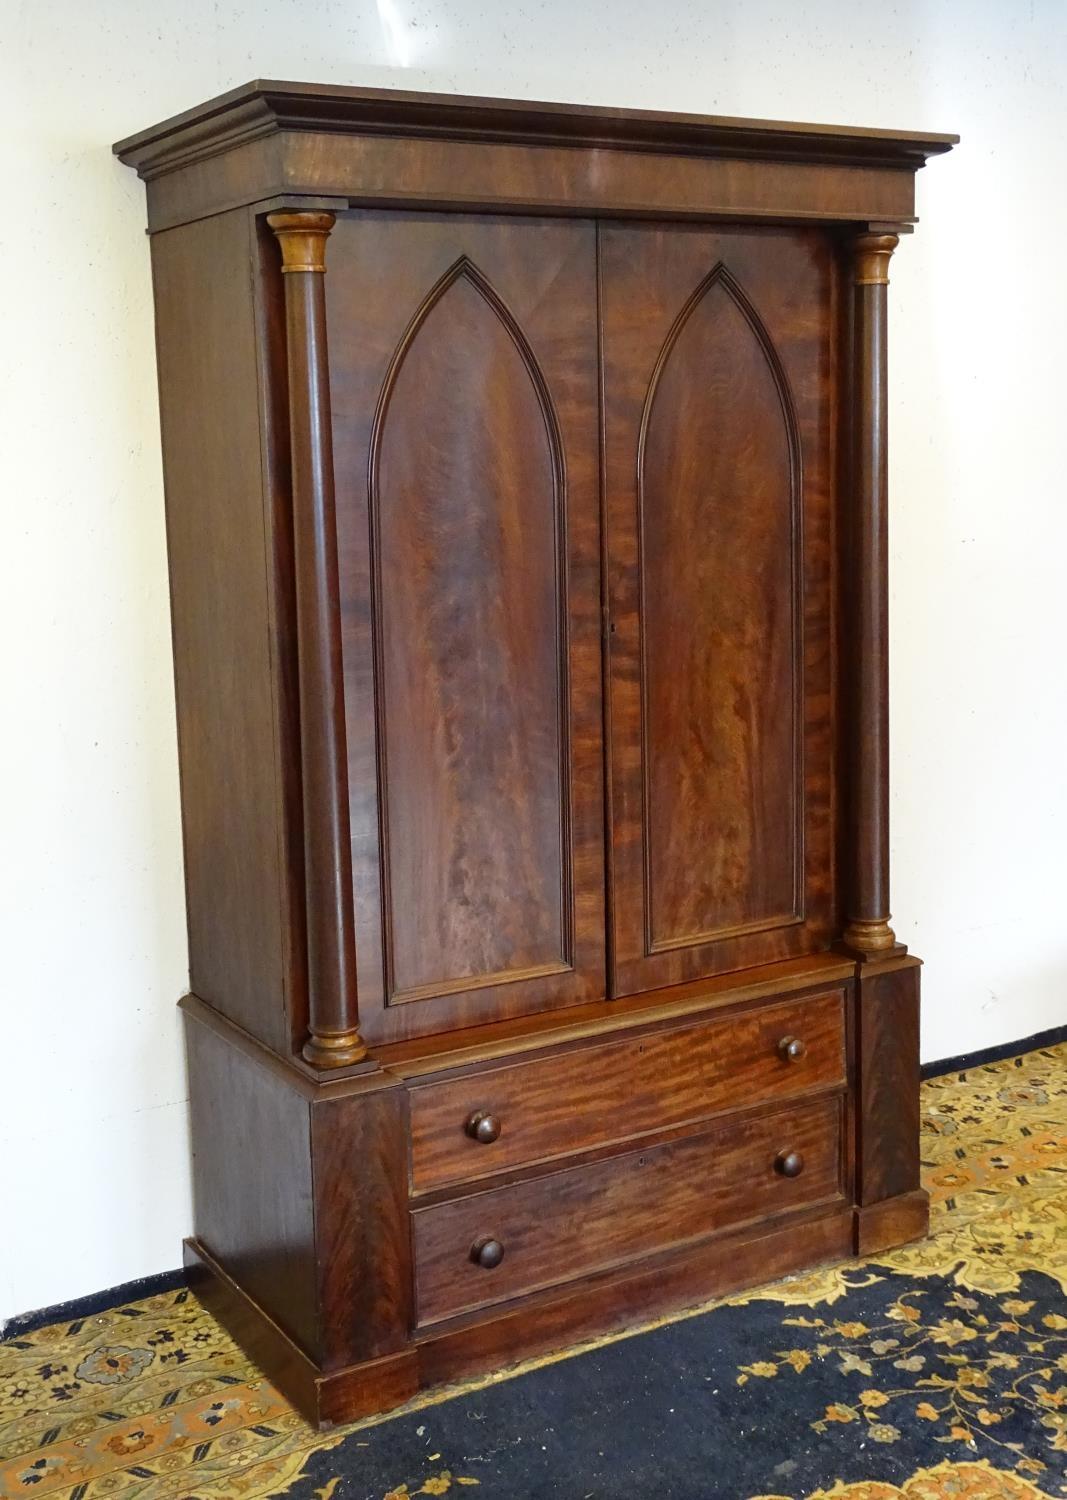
left=413, top=1092, right=843, bottom=1325
left=409, top=990, right=845, bottom=1193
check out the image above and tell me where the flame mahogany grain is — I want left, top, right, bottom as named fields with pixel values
left=412, top=1094, right=845, bottom=1324
left=409, top=991, right=846, bottom=1194
left=120, top=83, right=952, bottom=1429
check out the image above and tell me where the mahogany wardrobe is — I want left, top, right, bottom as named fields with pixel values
left=116, top=83, right=955, bottom=1427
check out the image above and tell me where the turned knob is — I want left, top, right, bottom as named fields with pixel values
left=470, top=1236, right=505, bottom=1269
left=777, top=1035, right=807, bottom=1063
left=775, top=1149, right=805, bottom=1178
left=465, top=1111, right=501, bottom=1144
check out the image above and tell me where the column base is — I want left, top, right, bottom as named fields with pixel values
left=840, top=917, right=906, bottom=961
left=302, top=1028, right=369, bottom=1068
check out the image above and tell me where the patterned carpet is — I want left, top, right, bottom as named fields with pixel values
left=2, top=1043, right=1066, bottom=1499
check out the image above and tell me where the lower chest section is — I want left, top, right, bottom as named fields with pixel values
left=405, top=985, right=850, bottom=1327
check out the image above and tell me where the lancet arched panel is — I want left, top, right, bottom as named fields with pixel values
left=370, top=258, right=572, bottom=1002
left=637, top=263, right=803, bottom=950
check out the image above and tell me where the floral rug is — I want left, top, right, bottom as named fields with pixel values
left=2, top=1042, right=1065, bottom=1499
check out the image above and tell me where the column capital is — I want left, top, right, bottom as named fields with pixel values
left=267, top=211, right=336, bottom=273
left=851, top=232, right=899, bottom=287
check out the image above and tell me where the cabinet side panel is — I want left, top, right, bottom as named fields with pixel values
left=185, top=1014, right=319, bottom=1359
left=856, top=959, right=922, bottom=1204
left=152, top=209, right=293, bottom=1051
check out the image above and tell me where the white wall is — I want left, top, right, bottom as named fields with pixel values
left=3, top=0, right=1065, bottom=1320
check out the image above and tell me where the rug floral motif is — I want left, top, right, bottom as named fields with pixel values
left=1, top=1042, right=1065, bottom=1499
left=753, top=1459, right=1063, bottom=1498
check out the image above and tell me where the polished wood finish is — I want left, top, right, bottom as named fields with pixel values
left=185, top=1238, right=419, bottom=1428
left=150, top=210, right=304, bottom=1054
left=842, top=233, right=901, bottom=959
left=856, top=957, right=924, bottom=1206
left=380, top=952, right=856, bottom=1075
left=409, top=991, right=846, bottom=1193
left=413, top=1094, right=843, bottom=1325
left=114, top=80, right=956, bottom=236
left=116, top=80, right=958, bottom=170
left=268, top=211, right=366, bottom=1067
left=119, top=83, right=952, bottom=1430
left=311, top=1084, right=412, bottom=1367
left=854, top=1186, right=930, bottom=1256
left=184, top=1006, right=411, bottom=1371
left=189, top=1202, right=853, bottom=1428
left=185, top=1007, right=319, bottom=1355
left=414, top=1203, right=853, bottom=1392
left=601, top=225, right=836, bottom=993
left=327, top=213, right=604, bottom=1042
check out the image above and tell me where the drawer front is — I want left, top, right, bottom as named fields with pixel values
left=413, top=1093, right=843, bottom=1325
left=409, top=990, right=845, bottom=1193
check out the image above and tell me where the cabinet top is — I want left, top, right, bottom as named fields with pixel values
left=115, top=78, right=957, bottom=176
left=114, top=80, right=956, bottom=235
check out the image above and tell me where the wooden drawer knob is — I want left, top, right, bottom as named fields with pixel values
left=775, top=1149, right=805, bottom=1178
left=465, top=1111, right=502, bottom=1144
left=777, top=1035, right=807, bottom=1063
left=470, top=1236, right=505, bottom=1269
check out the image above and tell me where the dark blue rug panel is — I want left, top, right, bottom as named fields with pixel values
left=286, top=1268, right=1067, bottom=1499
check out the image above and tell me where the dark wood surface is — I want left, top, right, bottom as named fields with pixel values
left=269, top=213, right=365, bottom=1066
left=376, top=953, right=855, bottom=1075
left=136, top=139, right=928, bottom=238
left=328, top=212, right=605, bottom=1043
left=409, top=991, right=846, bottom=1193
left=121, top=81, right=950, bottom=1431
left=115, top=79, right=958, bottom=170
left=184, top=1238, right=420, bottom=1428
left=185, top=1011, right=319, bottom=1357
left=114, top=82, right=956, bottom=237
left=186, top=1002, right=413, bottom=1371
left=842, top=235, right=902, bottom=958
left=854, top=1187, right=929, bottom=1256
left=184, top=1238, right=332, bottom=1427
left=856, top=957, right=923, bottom=1205
left=180, top=953, right=854, bottom=1085
left=600, top=225, right=837, bottom=995
left=311, top=1084, right=412, bottom=1368
left=250, top=216, right=311, bottom=1052
left=188, top=1202, right=852, bottom=1428
left=414, top=1202, right=852, bottom=1384
left=412, top=1093, right=843, bottom=1324
left=151, top=209, right=299, bottom=1055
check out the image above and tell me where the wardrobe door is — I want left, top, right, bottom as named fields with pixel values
left=600, top=225, right=838, bottom=997
left=327, top=213, right=605, bottom=1045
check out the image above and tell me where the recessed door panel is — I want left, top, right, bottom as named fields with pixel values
left=374, top=262, right=567, bottom=1000
left=328, top=213, right=605, bottom=1043
left=600, top=225, right=837, bottom=995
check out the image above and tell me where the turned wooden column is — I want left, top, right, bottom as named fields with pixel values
left=268, top=211, right=366, bottom=1067
left=843, top=232, right=902, bottom=959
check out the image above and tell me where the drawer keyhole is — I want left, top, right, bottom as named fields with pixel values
left=465, top=1111, right=502, bottom=1144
